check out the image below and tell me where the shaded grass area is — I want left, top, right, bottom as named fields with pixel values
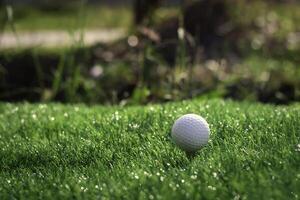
left=0, top=2, right=299, bottom=104
left=1, top=47, right=299, bottom=104
left=0, top=99, right=299, bottom=199
left=231, top=1, right=300, bottom=38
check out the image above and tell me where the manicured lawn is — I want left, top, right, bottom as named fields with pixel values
left=0, top=99, right=299, bottom=199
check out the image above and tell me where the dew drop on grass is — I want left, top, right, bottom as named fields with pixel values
left=213, top=172, right=218, bottom=178
left=295, top=144, right=300, bottom=152
left=149, top=107, right=154, bottom=111
left=208, top=185, right=216, bottom=191
left=112, top=111, right=120, bottom=121
left=39, top=104, right=46, bottom=109
left=11, top=107, right=19, bottom=113
left=132, top=124, right=139, bottom=129
left=80, top=187, right=88, bottom=192
left=65, top=184, right=70, bottom=190
left=159, top=168, right=165, bottom=173
left=32, top=114, right=37, bottom=120
left=291, top=192, right=298, bottom=199
left=233, top=194, right=241, bottom=200
left=191, top=175, right=197, bottom=180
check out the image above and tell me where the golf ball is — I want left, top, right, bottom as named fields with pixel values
left=171, top=114, right=210, bottom=152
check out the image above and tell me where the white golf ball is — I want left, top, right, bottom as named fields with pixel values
left=171, top=114, right=210, bottom=152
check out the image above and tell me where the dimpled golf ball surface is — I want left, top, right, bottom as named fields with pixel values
left=172, top=114, right=210, bottom=152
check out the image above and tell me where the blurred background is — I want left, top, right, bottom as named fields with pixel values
left=0, top=0, right=299, bottom=105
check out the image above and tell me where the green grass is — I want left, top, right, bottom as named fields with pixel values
left=0, top=99, right=299, bottom=199
left=3, top=5, right=132, bottom=31
left=4, top=6, right=179, bottom=32
left=7, top=2, right=299, bottom=33
left=2, top=5, right=179, bottom=32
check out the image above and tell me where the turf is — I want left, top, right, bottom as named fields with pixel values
left=0, top=99, right=299, bottom=199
